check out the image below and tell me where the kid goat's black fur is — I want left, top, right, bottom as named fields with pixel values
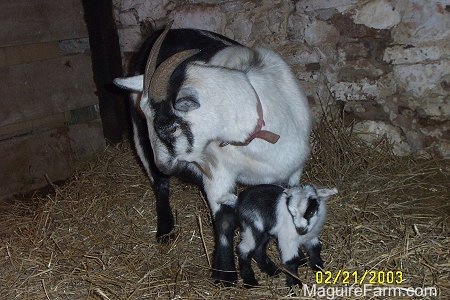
left=236, top=184, right=337, bottom=287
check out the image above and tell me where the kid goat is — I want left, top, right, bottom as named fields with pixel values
left=114, top=21, right=311, bottom=285
left=237, top=184, right=338, bottom=287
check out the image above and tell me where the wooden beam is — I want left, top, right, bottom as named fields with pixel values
left=82, top=0, right=128, bottom=144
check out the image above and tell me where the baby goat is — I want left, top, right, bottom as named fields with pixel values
left=236, top=184, right=337, bottom=287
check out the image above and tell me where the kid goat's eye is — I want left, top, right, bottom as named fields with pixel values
left=304, top=198, right=319, bottom=220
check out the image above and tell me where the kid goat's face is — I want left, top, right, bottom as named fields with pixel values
left=286, top=185, right=336, bottom=235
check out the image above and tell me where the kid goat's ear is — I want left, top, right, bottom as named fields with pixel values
left=316, top=188, right=338, bottom=201
left=284, top=191, right=298, bottom=217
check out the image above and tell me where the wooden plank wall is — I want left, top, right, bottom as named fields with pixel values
left=0, top=0, right=106, bottom=199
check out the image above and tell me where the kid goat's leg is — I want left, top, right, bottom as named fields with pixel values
left=304, top=238, right=324, bottom=271
left=279, top=237, right=303, bottom=287
left=237, top=225, right=259, bottom=287
left=253, top=233, right=280, bottom=277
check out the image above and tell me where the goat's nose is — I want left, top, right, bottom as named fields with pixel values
left=296, top=226, right=308, bottom=235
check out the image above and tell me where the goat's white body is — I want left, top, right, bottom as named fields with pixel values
left=179, top=47, right=311, bottom=212
left=118, top=45, right=311, bottom=209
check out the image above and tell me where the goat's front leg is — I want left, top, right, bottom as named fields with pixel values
left=130, top=108, right=174, bottom=243
left=304, top=237, right=324, bottom=271
left=203, top=172, right=238, bottom=286
left=278, top=237, right=303, bottom=287
left=153, top=175, right=175, bottom=242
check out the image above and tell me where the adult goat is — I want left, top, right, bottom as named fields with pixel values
left=114, top=21, right=311, bottom=285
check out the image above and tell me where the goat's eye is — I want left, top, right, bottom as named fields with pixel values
left=304, top=209, right=315, bottom=220
left=169, top=125, right=182, bottom=136
left=304, top=198, right=319, bottom=220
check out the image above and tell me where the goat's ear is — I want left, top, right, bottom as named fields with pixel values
left=113, top=75, right=144, bottom=92
left=316, top=188, right=338, bottom=201
left=284, top=192, right=298, bottom=217
left=174, top=96, right=200, bottom=112
left=287, top=204, right=297, bottom=218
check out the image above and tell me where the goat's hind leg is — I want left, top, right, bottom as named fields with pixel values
left=254, top=233, right=281, bottom=277
left=212, top=204, right=238, bottom=286
left=204, top=174, right=239, bottom=286
left=237, top=225, right=259, bottom=287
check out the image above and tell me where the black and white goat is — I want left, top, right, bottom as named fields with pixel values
left=114, top=21, right=311, bottom=285
left=236, top=184, right=337, bottom=287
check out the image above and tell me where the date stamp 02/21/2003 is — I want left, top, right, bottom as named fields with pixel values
left=315, top=270, right=403, bottom=285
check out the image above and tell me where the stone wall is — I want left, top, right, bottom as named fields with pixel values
left=113, top=0, right=450, bottom=157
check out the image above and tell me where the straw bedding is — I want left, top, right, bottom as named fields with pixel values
left=1, top=113, right=448, bottom=299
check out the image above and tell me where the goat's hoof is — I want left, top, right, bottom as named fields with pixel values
left=266, top=267, right=282, bottom=277
left=310, top=260, right=324, bottom=271
left=243, top=279, right=259, bottom=289
left=286, top=278, right=302, bottom=288
left=156, top=230, right=177, bottom=243
left=213, top=270, right=238, bottom=287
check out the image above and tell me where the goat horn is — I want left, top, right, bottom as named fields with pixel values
left=143, top=20, right=174, bottom=96
left=149, top=49, right=200, bottom=103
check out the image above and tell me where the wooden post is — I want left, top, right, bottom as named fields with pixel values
left=82, top=0, right=128, bottom=144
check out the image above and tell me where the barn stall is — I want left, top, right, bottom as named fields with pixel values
left=1, top=0, right=449, bottom=299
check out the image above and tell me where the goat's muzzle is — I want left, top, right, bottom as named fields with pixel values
left=295, top=226, right=308, bottom=235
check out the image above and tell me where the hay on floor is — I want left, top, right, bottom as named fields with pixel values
left=0, top=113, right=449, bottom=299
